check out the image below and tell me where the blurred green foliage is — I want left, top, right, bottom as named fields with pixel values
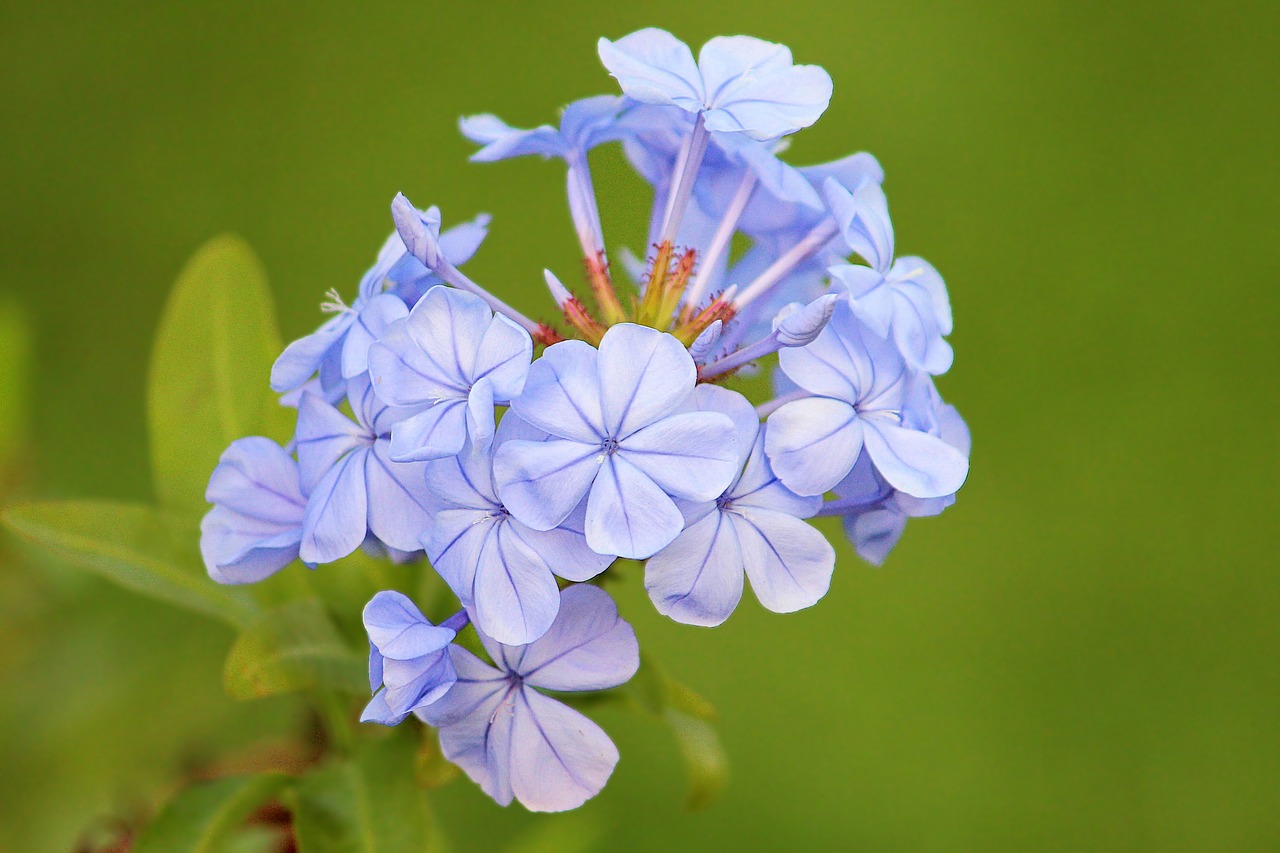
left=1, top=0, right=1277, bottom=850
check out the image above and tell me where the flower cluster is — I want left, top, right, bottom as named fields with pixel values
left=201, top=27, right=969, bottom=812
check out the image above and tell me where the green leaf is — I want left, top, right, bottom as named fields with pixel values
left=224, top=598, right=366, bottom=700
left=132, top=773, right=289, bottom=853
left=627, top=655, right=730, bottom=811
left=0, top=500, right=258, bottom=629
left=148, top=234, right=291, bottom=513
left=289, top=728, right=433, bottom=853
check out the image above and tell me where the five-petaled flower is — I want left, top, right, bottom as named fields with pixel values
left=495, top=324, right=739, bottom=559
left=419, top=585, right=640, bottom=813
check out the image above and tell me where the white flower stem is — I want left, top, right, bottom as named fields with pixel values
left=732, top=219, right=837, bottom=312
left=436, top=260, right=543, bottom=337
left=659, top=113, right=710, bottom=245
left=685, top=168, right=757, bottom=310
left=698, top=332, right=780, bottom=380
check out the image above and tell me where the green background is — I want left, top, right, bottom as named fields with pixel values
left=2, top=0, right=1277, bottom=849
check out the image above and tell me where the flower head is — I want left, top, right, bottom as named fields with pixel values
left=418, top=584, right=639, bottom=812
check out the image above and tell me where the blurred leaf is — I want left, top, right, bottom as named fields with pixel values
left=627, top=654, right=729, bottom=811
left=148, top=235, right=291, bottom=513
left=131, top=773, right=289, bottom=853
left=224, top=598, right=366, bottom=701
left=289, top=728, right=433, bottom=853
left=414, top=724, right=461, bottom=791
left=0, top=298, right=30, bottom=471
left=502, top=812, right=603, bottom=853
left=0, top=500, right=258, bottom=629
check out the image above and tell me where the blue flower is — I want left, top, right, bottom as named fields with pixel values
left=461, top=95, right=627, bottom=163
left=645, top=386, right=835, bottom=626
left=368, top=285, right=533, bottom=462
left=417, top=584, right=639, bottom=813
left=421, top=419, right=614, bottom=646
left=824, top=177, right=954, bottom=374
left=494, top=324, right=739, bottom=559
left=201, top=437, right=307, bottom=584
left=765, top=300, right=969, bottom=498
left=598, top=28, right=832, bottom=140
left=270, top=217, right=490, bottom=399
left=295, top=377, right=434, bottom=564
left=361, top=591, right=458, bottom=726
left=828, top=386, right=971, bottom=564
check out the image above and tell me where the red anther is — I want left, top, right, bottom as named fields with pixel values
left=534, top=323, right=567, bottom=346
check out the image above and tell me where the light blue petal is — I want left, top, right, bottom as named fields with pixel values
left=200, top=505, right=301, bottom=585
left=517, top=584, right=640, bottom=691
left=413, top=285, right=492, bottom=384
left=894, top=255, right=951, bottom=335
left=585, top=454, right=684, bottom=559
left=423, top=508, right=495, bottom=605
left=270, top=313, right=349, bottom=393
left=510, top=512, right=614, bottom=583
left=802, top=151, right=884, bottom=195
left=359, top=688, right=404, bottom=726
left=365, top=441, right=433, bottom=552
left=362, top=590, right=456, bottom=660
left=294, top=391, right=366, bottom=494
left=825, top=177, right=894, bottom=274
left=598, top=28, right=703, bottom=110
left=416, top=647, right=514, bottom=806
left=861, top=419, right=970, bottom=499
left=493, top=438, right=600, bottom=531
left=645, top=509, right=744, bottom=627
left=733, top=507, right=834, bottom=613
left=511, top=339, right=604, bottom=443
left=341, top=293, right=408, bottom=379
left=730, top=430, right=820, bottom=517
left=764, top=397, right=864, bottom=496
left=368, top=642, right=383, bottom=693
left=691, top=384, right=759, bottom=469
left=697, top=35, right=832, bottom=140
left=472, top=522, right=561, bottom=646
left=205, top=437, right=306, bottom=523
left=465, top=376, right=497, bottom=455
left=616, top=411, right=738, bottom=501
left=597, top=324, right=695, bottom=437
left=436, top=214, right=491, bottom=268
left=300, top=449, right=368, bottom=564
left=844, top=506, right=908, bottom=566
left=367, top=323, right=465, bottom=409
left=381, top=651, right=457, bottom=716
left=509, top=688, right=619, bottom=813
left=387, top=401, right=468, bottom=462
left=472, top=313, right=532, bottom=398
left=830, top=264, right=895, bottom=337
left=460, top=113, right=567, bottom=161
left=937, top=403, right=971, bottom=457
